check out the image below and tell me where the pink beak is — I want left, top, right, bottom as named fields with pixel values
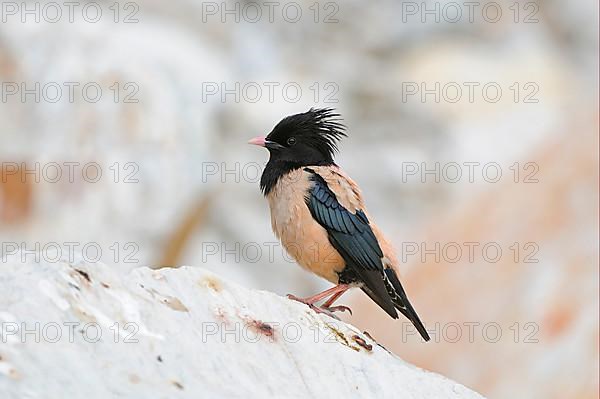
left=248, top=136, right=266, bottom=147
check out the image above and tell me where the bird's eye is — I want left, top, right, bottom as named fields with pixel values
left=287, top=137, right=297, bottom=146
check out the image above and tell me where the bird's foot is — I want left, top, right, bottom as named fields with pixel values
left=286, top=294, right=319, bottom=308
left=323, top=305, right=353, bottom=315
left=286, top=294, right=352, bottom=318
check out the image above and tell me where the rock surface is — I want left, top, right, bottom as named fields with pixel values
left=0, top=256, right=484, bottom=399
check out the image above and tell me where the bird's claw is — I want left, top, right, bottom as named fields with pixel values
left=286, top=294, right=352, bottom=319
left=323, top=305, right=353, bottom=315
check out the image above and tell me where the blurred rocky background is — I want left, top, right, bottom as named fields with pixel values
left=0, top=0, right=598, bottom=398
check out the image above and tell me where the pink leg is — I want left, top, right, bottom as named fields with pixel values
left=322, top=289, right=352, bottom=315
left=322, top=289, right=346, bottom=307
left=287, top=284, right=352, bottom=316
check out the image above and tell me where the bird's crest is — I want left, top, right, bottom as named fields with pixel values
left=269, top=108, right=347, bottom=157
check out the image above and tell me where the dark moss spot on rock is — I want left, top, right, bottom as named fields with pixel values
left=75, top=269, right=91, bottom=283
left=352, top=335, right=373, bottom=351
left=68, top=283, right=81, bottom=291
left=246, top=319, right=275, bottom=340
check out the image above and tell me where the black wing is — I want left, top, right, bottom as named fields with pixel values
left=303, top=168, right=398, bottom=319
left=304, top=168, right=431, bottom=341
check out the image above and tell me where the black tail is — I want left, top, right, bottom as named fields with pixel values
left=384, top=268, right=430, bottom=341
left=359, top=285, right=399, bottom=320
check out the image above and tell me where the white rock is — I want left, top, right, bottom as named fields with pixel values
left=0, top=256, right=484, bottom=399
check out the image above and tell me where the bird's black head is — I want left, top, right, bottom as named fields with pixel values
left=249, top=108, right=346, bottom=195
left=263, top=108, right=346, bottom=164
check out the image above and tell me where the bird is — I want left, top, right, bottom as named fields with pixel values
left=248, top=108, right=430, bottom=341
